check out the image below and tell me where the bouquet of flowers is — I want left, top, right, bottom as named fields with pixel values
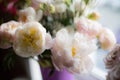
left=0, top=0, right=117, bottom=79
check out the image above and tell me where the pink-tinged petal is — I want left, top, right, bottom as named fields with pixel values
left=98, top=28, right=116, bottom=50
left=51, top=28, right=97, bottom=73
left=45, top=33, right=53, bottom=49
left=75, top=17, right=103, bottom=39
left=0, top=21, right=20, bottom=49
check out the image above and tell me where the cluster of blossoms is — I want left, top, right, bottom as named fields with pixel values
left=0, top=0, right=116, bottom=74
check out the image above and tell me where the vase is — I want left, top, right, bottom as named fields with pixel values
left=41, top=67, right=75, bottom=80
left=0, top=48, right=30, bottom=80
left=0, top=48, right=43, bottom=80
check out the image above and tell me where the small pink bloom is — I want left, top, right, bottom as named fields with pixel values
left=75, top=17, right=103, bottom=39
left=98, top=28, right=116, bottom=50
left=7, top=1, right=17, bottom=15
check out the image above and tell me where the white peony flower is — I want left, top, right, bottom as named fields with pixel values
left=72, top=32, right=97, bottom=57
left=18, top=7, right=43, bottom=22
left=98, top=28, right=116, bottom=50
left=51, top=28, right=97, bottom=73
left=13, top=22, right=52, bottom=57
left=0, top=21, right=20, bottom=49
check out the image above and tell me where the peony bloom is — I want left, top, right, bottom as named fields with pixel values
left=51, top=28, right=97, bottom=73
left=18, top=7, right=43, bottom=22
left=75, top=17, right=116, bottom=50
left=75, top=17, right=103, bottom=39
left=0, top=21, right=20, bottom=49
left=105, top=44, right=120, bottom=80
left=13, top=22, right=52, bottom=57
left=98, top=28, right=116, bottom=50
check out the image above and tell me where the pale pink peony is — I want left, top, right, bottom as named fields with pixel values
left=75, top=17, right=116, bottom=50
left=75, top=17, right=103, bottom=39
left=0, top=21, right=20, bottom=49
left=51, top=28, right=97, bottom=73
left=98, top=28, right=116, bottom=50
left=13, top=22, right=52, bottom=57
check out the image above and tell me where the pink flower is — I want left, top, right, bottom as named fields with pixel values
left=0, top=0, right=18, bottom=15
left=7, top=0, right=18, bottom=15
left=75, top=17, right=103, bottom=39
left=51, top=28, right=97, bottom=73
left=0, top=21, right=20, bottom=49
left=75, top=17, right=116, bottom=50
left=98, top=28, right=116, bottom=50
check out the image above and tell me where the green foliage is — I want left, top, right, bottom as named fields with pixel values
left=65, top=0, right=73, bottom=6
left=84, top=0, right=90, bottom=5
left=40, top=9, right=74, bottom=35
left=38, top=50, right=54, bottom=68
left=38, top=50, right=56, bottom=77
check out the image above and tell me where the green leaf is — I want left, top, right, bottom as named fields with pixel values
left=38, top=50, right=54, bottom=68
left=26, top=0, right=32, bottom=6
left=65, top=0, right=72, bottom=6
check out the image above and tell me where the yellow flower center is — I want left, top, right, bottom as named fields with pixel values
left=21, top=14, right=27, bottom=22
left=21, top=27, right=43, bottom=51
left=72, top=47, right=76, bottom=57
